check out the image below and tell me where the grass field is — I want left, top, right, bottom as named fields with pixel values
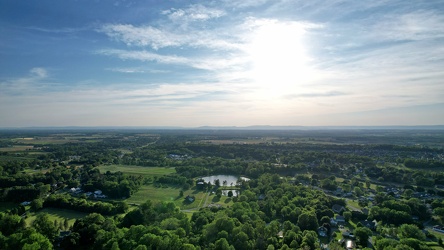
left=125, top=185, right=211, bottom=210
left=25, top=207, right=88, bottom=228
left=126, top=185, right=181, bottom=204
left=98, top=165, right=175, bottom=177
left=0, top=145, right=34, bottom=152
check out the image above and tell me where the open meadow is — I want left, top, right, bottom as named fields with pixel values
left=25, top=207, right=89, bottom=228
left=98, top=164, right=175, bottom=177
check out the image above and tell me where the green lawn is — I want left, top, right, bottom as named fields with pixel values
left=25, top=207, right=88, bottom=228
left=126, top=185, right=181, bottom=205
left=125, top=185, right=208, bottom=210
left=346, top=199, right=362, bottom=210
left=0, top=145, right=34, bottom=152
left=98, top=165, right=175, bottom=177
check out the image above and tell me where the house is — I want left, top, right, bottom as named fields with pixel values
left=360, top=220, right=376, bottom=230
left=332, top=204, right=345, bottom=213
left=317, top=226, right=328, bottom=237
left=433, top=225, right=444, bottom=233
left=346, top=239, right=356, bottom=249
left=185, top=195, right=195, bottom=203
left=21, top=201, right=31, bottom=206
left=334, top=187, right=343, bottom=196
left=336, top=215, right=346, bottom=224
left=361, top=208, right=369, bottom=215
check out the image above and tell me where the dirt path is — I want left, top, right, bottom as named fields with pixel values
left=203, top=191, right=211, bottom=207
left=181, top=191, right=210, bottom=213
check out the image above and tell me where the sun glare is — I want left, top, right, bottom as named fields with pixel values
left=246, top=20, right=314, bottom=98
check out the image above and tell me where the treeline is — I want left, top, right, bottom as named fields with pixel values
left=0, top=183, right=50, bottom=202
left=404, top=158, right=444, bottom=169
left=369, top=196, right=429, bottom=225
left=82, top=169, right=144, bottom=198
left=44, top=194, right=128, bottom=215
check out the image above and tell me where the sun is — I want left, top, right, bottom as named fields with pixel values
left=245, top=20, right=314, bottom=97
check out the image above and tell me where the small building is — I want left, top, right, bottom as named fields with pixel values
left=360, top=220, right=376, bottom=230
left=332, top=204, right=345, bottom=213
left=346, top=239, right=356, bottom=249
left=317, top=226, right=328, bottom=237
left=336, top=215, right=346, bottom=224
left=185, top=195, right=195, bottom=203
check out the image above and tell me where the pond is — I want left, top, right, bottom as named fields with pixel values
left=201, top=175, right=250, bottom=186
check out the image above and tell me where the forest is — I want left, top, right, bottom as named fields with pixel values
left=0, top=128, right=443, bottom=249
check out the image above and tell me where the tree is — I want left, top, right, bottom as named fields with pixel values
left=297, top=212, right=318, bottom=231
left=320, top=216, right=330, bottom=225
left=398, top=224, right=426, bottom=241
left=343, top=211, right=352, bottom=222
left=301, top=230, right=319, bottom=250
left=354, top=227, right=372, bottom=247
left=403, top=189, right=414, bottom=198
left=434, top=207, right=444, bottom=217
left=33, top=213, right=59, bottom=241
left=31, top=198, right=44, bottom=211
left=228, top=191, right=233, bottom=197
left=63, top=218, right=69, bottom=231
left=215, top=238, right=232, bottom=250
left=354, top=186, right=363, bottom=197
left=0, top=213, right=25, bottom=236
left=365, top=180, right=371, bottom=189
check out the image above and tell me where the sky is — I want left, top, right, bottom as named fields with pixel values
left=1, top=0, right=443, bottom=127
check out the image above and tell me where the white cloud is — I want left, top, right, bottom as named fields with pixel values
left=105, top=67, right=168, bottom=74
left=30, top=67, right=48, bottom=78
left=370, top=10, right=444, bottom=41
left=97, top=49, right=189, bottom=65
left=0, top=68, right=50, bottom=95
left=99, top=23, right=242, bottom=51
left=162, top=4, right=225, bottom=22
left=99, top=24, right=181, bottom=49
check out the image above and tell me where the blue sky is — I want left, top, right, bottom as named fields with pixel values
left=1, top=0, right=443, bottom=127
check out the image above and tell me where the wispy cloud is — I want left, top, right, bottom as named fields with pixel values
left=26, top=26, right=87, bottom=34
left=0, top=68, right=50, bottom=95
left=98, top=23, right=242, bottom=51
left=285, top=91, right=348, bottom=99
left=97, top=49, right=189, bottom=64
left=105, top=67, right=168, bottom=74
left=370, top=10, right=444, bottom=42
left=162, top=4, right=225, bottom=23
left=30, top=67, right=48, bottom=78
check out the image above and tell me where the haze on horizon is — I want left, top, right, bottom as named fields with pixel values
left=1, top=0, right=443, bottom=127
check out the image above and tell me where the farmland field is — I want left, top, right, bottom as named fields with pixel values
left=98, top=165, right=175, bottom=177
left=25, top=207, right=88, bottom=228
left=125, top=185, right=209, bottom=210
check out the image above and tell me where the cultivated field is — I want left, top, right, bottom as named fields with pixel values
left=98, top=165, right=175, bottom=177
left=25, top=207, right=89, bottom=228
